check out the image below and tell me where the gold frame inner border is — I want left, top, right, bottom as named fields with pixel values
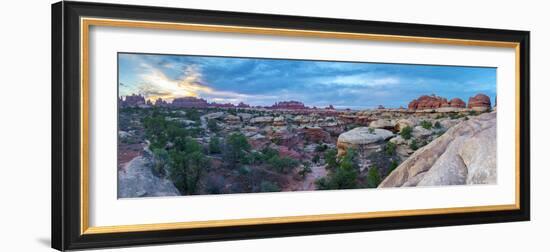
left=80, top=17, right=521, bottom=235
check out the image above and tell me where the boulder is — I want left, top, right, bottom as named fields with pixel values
left=412, top=126, right=433, bottom=139
left=203, top=112, right=225, bottom=120
left=273, top=116, right=286, bottom=126
left=117, top=155, right=180, bottom=198
left=248, top=134, right=270, bottom=150
left=224, top=114, right=241, bottom=124
left=395, top=118, right=418, bottom=132
left=337, top=127, right=394, bottom=156
left=369, top=119, right=396, bottom=129
left=250, top=116, right=274, bottom=124
left=237, top=113, right=253, bottom=121
left=302, top=127, right=331, bottom=143
left=379, top=112, right=496, bottom=187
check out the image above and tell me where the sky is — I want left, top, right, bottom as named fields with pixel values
left=118, top=53, right=496, bottom=109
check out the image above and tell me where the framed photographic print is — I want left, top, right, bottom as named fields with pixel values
left=52, top=1, right=530, bottom=251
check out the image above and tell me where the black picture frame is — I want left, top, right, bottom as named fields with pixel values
left=52, top=1, right=530, bottom=251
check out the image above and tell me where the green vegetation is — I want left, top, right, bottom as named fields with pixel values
left=410, top=139, right=419, bottom=150
left=366, top=166, right=381, bottom=188
left=260, top=181, right=281, bottom=192
left=312, top=154, right=320, bottom=164
left=298, top=162, right=313, bottom=179
left=368, top=127, right=375, bottom=134
left=207, top=119, right=220, bottom=132
left=389, top=160, right=399, bottom=173
left=420, top=120, right=432, bottom=129
left=225, top=132, right=251, bottom=168
left=151, top=147, right=169, bottom=176
left=185, top=108, right=201, bottom=122
left=208, top=137, right=221, bottom=154
left=315, top=144, right=328, bottom=152
left=385, top=141, right=396, bottom=156
left=400, top=126, right=412, bottom=140
left=316, top=148, right=359, bottom=190
left=324, top=149, right=339, bottom=170
left=169, top=148, right=210, bottom=195
left=268, top=156, right=300, bottom=173
left=449, top=112, right=463, bottom=120
left=143, top=112, right=210, bottom=195
left=434, top=121, right=442, bottom=129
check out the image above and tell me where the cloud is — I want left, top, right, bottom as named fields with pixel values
left=318, top=73, right=400, bottom=87
left=134, top=62, right=274, bottom=104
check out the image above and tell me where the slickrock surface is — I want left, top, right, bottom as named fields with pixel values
left=379, top=112, right=496, bottom=187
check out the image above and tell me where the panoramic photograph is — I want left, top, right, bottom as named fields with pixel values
left=117, top=52, right=497, bottom=198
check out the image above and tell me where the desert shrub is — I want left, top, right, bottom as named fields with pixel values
left=207, top=119, right=220, bottom=132
left=316, top=147, right=359, bottom=190
left=410, top=139, right=419, bottom=150
left=268, top=156, right=299, bottom=173
left=385, top=141, right=396, bottom=156
left=185, top=108, right=201, bottom=122
left=434, top=121, right=442, bottom=129
left=238, top=165, right=251, bottom=175
left=449, top=112, right=462, bottom=119
left=400, top=126, right=412, bottom=140
left=420, top=120, right=433, bottom=129
left=298, top=162, right=313, bottom=179
left=368, top=127, right=375, bottom=134
left=315, top=144, right=328, bottom=152
left=151, top=147, right=169, bottom=176
left=324, top=149, right=338, bottom=169
left=312, top=154, right=320, bottom=164
left=224, top=132, right=251, bottom=168
left=366, top=165, right=381, bottom=188
left=208, top=137, right=221, bottom=154
left=260, top=181, right=281, bottom=192
left=389, top=160, right=399, bottom=173
left=205, top=175, right=225, bottom=194
left=169, top=147, right=210, bottom=195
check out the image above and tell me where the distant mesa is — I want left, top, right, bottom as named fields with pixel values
left=171, top=97, right=208, bottom=108
left=119, top=95, right=253, bottom=109
left=467, top=93, right=491, bottom=111
left=377, top=105, right=385, bottom=109
left=271, top=101, right=307, bottom=110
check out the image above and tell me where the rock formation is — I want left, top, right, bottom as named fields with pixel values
left=408, top=95, right=466, bottom=110
left=337, top=127, right=394, bottom=156
left=118, top=153, right=180, bottom=198
left=171, top=96, right=208, bottom=108
left=379, top=112, right=496, bottom=187
left=302, top=127, right=331, bottom=143
left=271, top=101, right=307, bottom=110
left=467, top=93, right=492, bottom=111
left=449, top=98, right=466, bottom=108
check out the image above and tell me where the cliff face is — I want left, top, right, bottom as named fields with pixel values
left=379, top=112, right=496, bottom=187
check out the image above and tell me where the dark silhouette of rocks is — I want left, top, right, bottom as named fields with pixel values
left=271, top=101, right=307, bottom=110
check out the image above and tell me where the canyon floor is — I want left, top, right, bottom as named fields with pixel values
left=117, top=104, right=496, bottom=198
